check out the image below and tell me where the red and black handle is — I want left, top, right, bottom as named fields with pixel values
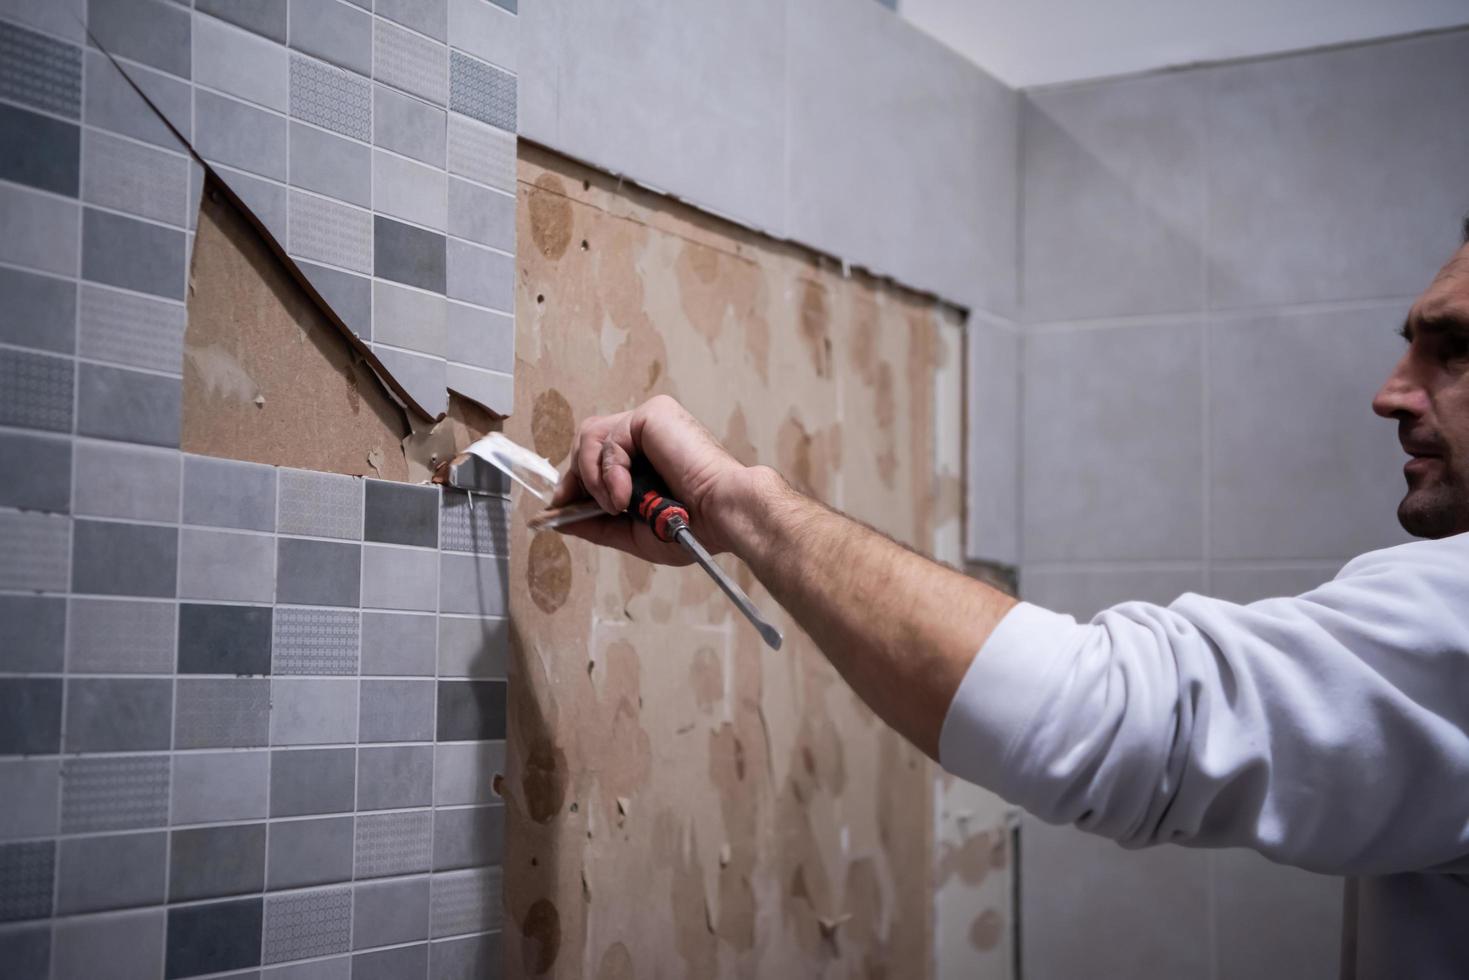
left=625, top=455, right=690, bottom=542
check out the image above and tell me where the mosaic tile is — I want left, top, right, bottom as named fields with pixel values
left=0, top=347, right=73, bottom=433
left=174, top=677, right=271, bottom=748
left=0, top=19, right=81, bottom=117
left=78, top=284, right=187, bottom=374
left=430, top=865, right=502, bottom=938
left=272, top=607, right=360, bottom=675
left=446, top=111, right=514, bottom=192
left=373, top=16, right=447, bottom=105
left=81, top=129, right=189, bottom=225
left=439, top=490, right=509, bottom=554
left=277, top=468, right=362, bottom=539
left=354, top=809, right=432, bottom=878
left=289, top=189, right=374, bottom=275
left=0, top=841, right=55, bottom=922
left=262, top=886, right=351, bottom=964
left=449, top=50, right=515, bottom=132
left=67, top=598, right=176, bottom=673
left=60, top=754, right=170, bottom=833
left=0, top=511, right=69, bottom=592
left=289, top=52, right=370, bottom=141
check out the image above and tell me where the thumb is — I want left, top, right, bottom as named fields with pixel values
left=598, top=425, right=635, bottom=514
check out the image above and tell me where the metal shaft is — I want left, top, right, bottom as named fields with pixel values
left=674, top=527, right=784, bottom=651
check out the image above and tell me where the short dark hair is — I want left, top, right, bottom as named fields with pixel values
left=1463, top=213, right=1469, bottom=244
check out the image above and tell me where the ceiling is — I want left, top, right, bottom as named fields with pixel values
left=898, top=0, right=1469, bottom=87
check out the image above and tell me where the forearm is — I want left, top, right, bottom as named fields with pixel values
left=721, top=466, right=1017, bottom=759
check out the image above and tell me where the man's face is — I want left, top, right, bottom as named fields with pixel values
left=1372, top=242, right=1469, bottom=539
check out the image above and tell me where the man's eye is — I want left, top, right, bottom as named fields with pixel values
left=1444, top=336, right=1469, bottom=361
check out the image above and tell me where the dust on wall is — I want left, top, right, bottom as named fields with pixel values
left=501, top=143, right=986, bottom=978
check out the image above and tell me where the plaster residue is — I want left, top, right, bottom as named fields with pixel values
left=503, top=145, right=969, bottom=978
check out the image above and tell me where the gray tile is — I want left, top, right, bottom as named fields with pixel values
left=1020, top=815, right=1210, bottom=980
left=1208, top=563, right=1344, bottom=605
left=444, top=362, right=511, bottom=414
left=447, top=178, right=513, bottom=251
left=288, top=189, right=373, bottom=274
left=436, top=679, right=505, bottom=741
left=446, top=112, right=513, bottom=193
left=289, top=0, right=370, bottom=75
left=194, top=7, right=289, bottom=110
left=364, top=480, right=439, bottom=548
left=432, top=741, right=503, bottom=807
left=270, top=678, right=358, bottom=745
left=0, top=102, right=78, bottom=196
left=298, top=261, right=372, bottom=339
left=352, top=875, right=430, bottom=949
left=448, top=50, right=514, bottom=132
left=359, top=678, right=434, bottom=742
left=375, top=215, right=445, bottom=292
left=0, top=266, right=74, bottom=354
left=373, top=346, right=447, bottom=416
left=178, top=527, right=275, bottom=602
left=0, top=19, right=81, bottom=116
left=174, top=677, right=271, bottom=748
left=0, top=595, right=65, bottom=672
left=0, top=0, right=85, bottom=41
left=1208, top=32, right=1469, bottom=309
left=289, top=120, right=370, bottom=208
left=56, top=831, right=167, bottom=914
left=272, top=608, right=359, bottom=676
left=374, top=148, right=447, bottom=230
left=179, top=603, right=274, bottom=675
left=83, top=49, right=191, bottom=148
left=431, top=804, right=501, bottom=870
left=373, top=83, right=446, bottom=168
left=184, top=455, right=278, bottom=530
left=278, top=468, right=362, bottom=538
left=353, top=944, right=427, bottom=980
left=0, top=347, right=73, bottom=433
left=1018, top=566, right=1205, bottom=621
left=1209, top=307, right=1413, bottom=560
left=372, top=279, right=446, bottom=356
left=380, top=0, right=447, bottom=40
left=0, top=760, right=59, bottom=840
left=167, top=896, right=264, bottom=977
left=357, top=744, right=433, bottom=810
left=0, top=921, right=50, bottom=980
left=82, top=127, right=190, bottom=226
left=360, top=611, right=436, bottom=675
left=78, top=282, right=187, bottom=374
left=0, top=511, right=69, bottom=592
left=354, top=810, right=432, bottom=878
left=218, top=166, right=290, bottom=244
left=262, top=887, right=349, bottom=964
left=62, top=754, right=171, bottom=833
left=429, top=931, right=499, bottom=980
left=448, top=0, right=515, bottom=71
left=487, top=0, right=515, bottom=11
left=1214, top=848, right=1342, bottom=980
left=68, top=598, right=175, bottom=673
left=87, top=0, right=191, bottom=77
left=64, top=678, right=172, bottom=752
left=276, top=538, right=362, bottom=607
left=445, top=300, right=512, bottom=375
left=0, top=431, right=70, bottom=512
left=0, top=183, right=78, bottom=277
left=438, top=490, right=508, bottom=554
left=171, top=750, right=269, bottom=824
left=289, top=52, right=371, bottom=141
left=196, top=89, right=288, bottom=181
left=1022, top=322, right=1204, bottom=562
left=76, top=362, right=182, bottom=447
left=270, top=747, right=355, bottom=817
left=966, top=319, right=1018, bottom=564
left=53, top=908, right=165, bottom=980
left=267, top=815, right=354, bottom=889
left=82, top=206, right=187, bottom=299
left=72, top=519, right=178, bottom=598
left=197, top=0, right=288, bottom=43
left=170, top=823, right=267, bottom=901
left=262, top=956, right=350, bottom=980
left=445, top=237, right=510, bottom=311
left=1020, top=72, right=1206, bottom=321
left=437, top=616, right=507, bottom=678
left=74, top=441, right=180, bottom=522
left=361, top=544, right=438, bottom=610
left=438, top=553, right=507, bottom=615
left=0, top=841, right=54, bottom=921
left=374, top=17, right=446, bottom=105
left=430, top=865, right=501, bottom=937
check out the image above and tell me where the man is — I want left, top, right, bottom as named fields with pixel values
left=550, top=223, right=1469, bottom=978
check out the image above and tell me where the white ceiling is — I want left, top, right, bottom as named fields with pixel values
left=898, top=0, right=1469, bottom=88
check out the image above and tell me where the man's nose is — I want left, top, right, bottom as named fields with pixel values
left=1372, top=352, right=1426, bottom=420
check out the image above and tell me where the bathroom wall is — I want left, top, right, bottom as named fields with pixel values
left=1014, top=27, right=1469, bottom=980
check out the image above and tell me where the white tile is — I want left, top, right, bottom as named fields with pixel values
left=449, top=0, right=516, bottom=71
left=966, top=318, right=1018, bottom=565
left=373, top=279, right=447, bottom=355
left=373, top=148, right=447, bottom=231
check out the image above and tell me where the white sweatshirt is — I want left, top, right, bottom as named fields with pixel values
left=940, top=533, right=1469, bottom=979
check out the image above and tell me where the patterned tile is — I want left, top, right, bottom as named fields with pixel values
left=373, top=16, right=447, bottom=105
left=447, top=111, right=514, bottom=192
left=431, top=866, right=502, bottom=938
left=77, top=284, right=187, bottom=374
left=67, top=598, right=177, bottom=673
left=0, top=841, right=54, bottom=922
left=439, top=491, right=509, bottom=554
left=60, top=755, right=171, bottom=834
left=262, top=886, right=352, bottom=963
left=0, top=511, right=69, bottom=592
left=81, top=128, right=191, bottom=226
left=289, top=189, right=374, bottom=275
left=277, top=468, right=362, bottom=539
left=174, top=677, right=271, bottom=749
left=0, top=20, right=81, bottom=117
left=354, top=809, right=433, bottom=878
left=289, top=52, right=371, bottom=141
left=273, top=607, right=360, bottom=675
left=449, top=50, right=515, bottom=132
left=0, top=347, right=73, bottom=433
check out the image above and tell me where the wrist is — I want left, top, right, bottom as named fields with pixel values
left=707, top=464, right=788, bottom=560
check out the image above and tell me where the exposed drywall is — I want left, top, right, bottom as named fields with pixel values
left=500, top=143, right=980, bottom=978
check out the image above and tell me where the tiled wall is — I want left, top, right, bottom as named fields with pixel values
left=1014, top=28, right=1469, bottom=980
left=0, top=0, right=517, bottom=977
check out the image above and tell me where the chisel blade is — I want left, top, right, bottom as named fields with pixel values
left=674, top=527, right=783, bottom=651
